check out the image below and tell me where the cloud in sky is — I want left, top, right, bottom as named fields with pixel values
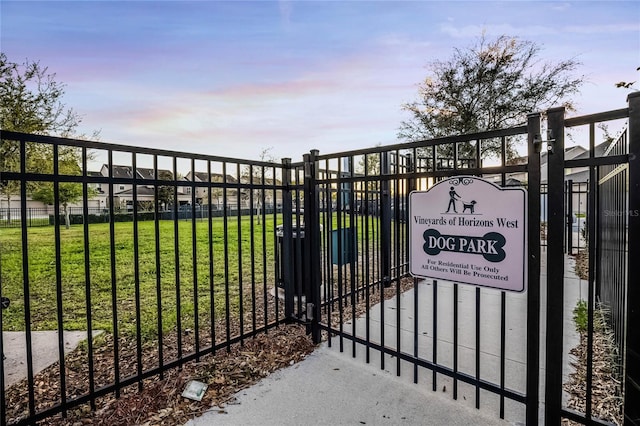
left=440, top=22, right=639, bottom=39
left=2, top=0, right=639, bottom=162
left=80, top=47, right=421, bottom=159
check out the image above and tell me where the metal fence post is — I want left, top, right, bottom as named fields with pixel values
left=303, top=150, right=322, bottom=343
left=544, top=106, right=566, bottom=425
left=380, top=151, right=392, bottom=287
left=566, top=179, right=573, bottom=254
left=526, top=112, right=542, bottom=426
left=624, top=91, right=640, bottom=425
left=281, top=158, right=294, bottom=320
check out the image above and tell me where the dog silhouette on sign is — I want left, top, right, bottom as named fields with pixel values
left=462, top=200, right=477, bottom=214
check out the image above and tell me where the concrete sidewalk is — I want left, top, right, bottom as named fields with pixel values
left=185, top=341, right=510, bottom=426
left=2, top=330, right=102, bottom=387
left=185, top=253, right=586, bottom=426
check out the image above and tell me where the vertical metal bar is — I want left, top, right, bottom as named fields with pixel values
left=52, top=145, right=68, bottom=415
left=567, top=180, right=574, bottom=255
left=153, top=155, right=164, bottom=377
left=223, top=162, right=231, bottom=350
left=0, top=201, right=5, bottom=426
left=453, top=283, right=458, bottom=400
left=250, top=165, right=257, bottom=333
left=323, top=165, right=333, bottom=343
left=380, top=152, right=391, bottom=371
left=407, top=153, right=419, bottom=384
left=132, top=154, right=143, bottom=389
left=526, top=112, right=542, bottom=425
left=310, top=151, right=323, bottom=344
left=563, top=181, right=568, bottom=253
left=394, top=153, right=401, bottom=376
left=295, top=182, right=303, bottom=317
left=207, top=161, right=215, bottom=347
left=272, top=169, right=280, bottom=325
left=173, top=156, right=182, bottom=359
left=107, top=151, right=120, bottom=397
left=364, top=155, right=371, bottom=363
left=18, top=140, right=35, bottom=416
left=260, top=165, right=267, bottom=331
left=624, top=91, right=640, bottom=425
left=191, top=159, right=200, bottom=357
left=236, top=163, right=244, bottom=344
left=500, top=291, right=506, bottom=419
left=544, top=106, right=566, bottom=425
left=475, top=286, right=480, bottom=409
left=349, top=156, right=357, bottom=358
left=81, top=148, right=96, bottom=410
left=432, top=279, right=438, bottom=391
left=303, top=150, right=322, bottom=343
left=413, top=276, right=419, bottom=384
left=336, top=159, right=344, bottom=351
left=281, top=158, right=293, bottom=319
left=585, top=123, right=596, bottom=420
left=381, top=152, right=391, bottom=288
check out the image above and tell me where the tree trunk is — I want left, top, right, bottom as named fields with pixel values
left=63, top=203, right=70, bottom=229
left=6, top=196, right=11, bottom=223
left=256, top=199, right=262, bottom=224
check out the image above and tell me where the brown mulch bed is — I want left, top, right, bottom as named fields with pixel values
left=6, top=323, right=315, bottom=426
left=563, top=250, right=623, bottom=425
left=563, top=319, right=623, bottom=425
left=573, top=249, right=589, bottom=281
left=4, top=275, right=415, bottom=425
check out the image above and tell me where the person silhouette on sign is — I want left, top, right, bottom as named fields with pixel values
left=446, top=186, right=460, bottom=213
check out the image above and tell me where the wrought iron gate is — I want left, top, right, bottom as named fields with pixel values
left=1, top=94, right=638, bottom=425
left=294, top=93, right=639, bottom=425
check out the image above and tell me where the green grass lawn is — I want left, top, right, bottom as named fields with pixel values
left=0, top=212, right=394, bottom=341
left=0, top=215, right=280, bottom=340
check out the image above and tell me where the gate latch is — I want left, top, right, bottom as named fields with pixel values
left=533, top=130, right=556, bottom=154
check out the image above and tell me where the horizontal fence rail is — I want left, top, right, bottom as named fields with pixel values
left=0, top=130, right=296, bottom=425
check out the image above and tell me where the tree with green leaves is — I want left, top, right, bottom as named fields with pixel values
left=398, top=35, right=584, bottom=161
left=156, top=170, right=176, bottom=211
left=1, top=52, right=96, bottom=225
left=29, top=147, right=93, bottom=229
left=1, top=52, right=81, bottom=135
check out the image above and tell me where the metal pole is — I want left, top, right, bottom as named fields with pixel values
left=544, top=106, right=566, bottom=425
left=303, top=150, right=322, bottom=343
left=567, top=179, right=573, bottom=254
left=380, top=152, right=391, bottom=287
left=526, top=112, right=542, bottom=425
left=281, top=158, right=294, bottom=320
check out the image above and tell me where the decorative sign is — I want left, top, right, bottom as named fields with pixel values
left=409, top=176, right=527, bottom=292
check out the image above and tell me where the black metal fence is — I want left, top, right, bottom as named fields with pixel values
left=1, top=93, right=638, bottom=426
left=544, top=93, right=639, bottom=425
left=300, top=123, right=542, bottom=424
left=0, top=131, right=295, bottom=425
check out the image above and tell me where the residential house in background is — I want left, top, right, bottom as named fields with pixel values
left=184, top=171, right=239, bottom=210
left=93, top=164, right=191, bottom=211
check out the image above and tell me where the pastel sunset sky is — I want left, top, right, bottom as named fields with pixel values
left=2, top=1, right=639, bottom=162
